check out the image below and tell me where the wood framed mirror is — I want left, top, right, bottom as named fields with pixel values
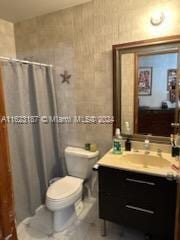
left=113, top=35, right=180, bottom=143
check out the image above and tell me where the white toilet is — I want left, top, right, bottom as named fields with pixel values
left=46, top=146, right=99, bottom=232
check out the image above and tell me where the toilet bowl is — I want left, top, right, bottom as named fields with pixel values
left=46, top=176, right=83, bottom=232
left=46, top=146, right=99, bottom=232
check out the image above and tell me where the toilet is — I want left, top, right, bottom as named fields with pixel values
left=46, top=146, right=99, bottom=232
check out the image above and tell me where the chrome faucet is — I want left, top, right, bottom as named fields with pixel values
left=157, top=148, right=162, bottom=157
left=175, top=134, right=180, bottom=162
left=144, top=135, right=150, bottom=154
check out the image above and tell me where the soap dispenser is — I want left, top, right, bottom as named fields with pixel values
left=113, top=128, right=123, bottom=154
left=125, top=138, right=131, bottom=151
left=125, top=122, right=131, bottom=151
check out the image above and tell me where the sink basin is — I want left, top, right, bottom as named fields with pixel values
left=121, top=154, right=170, bottom=169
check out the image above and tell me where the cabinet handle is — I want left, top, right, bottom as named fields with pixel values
left=125, top=205, right=154, bottom=215
left=126, top=178, right=155, bottom=186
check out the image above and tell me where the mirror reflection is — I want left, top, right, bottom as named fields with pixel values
left=136, top=52, right=178, bottom=137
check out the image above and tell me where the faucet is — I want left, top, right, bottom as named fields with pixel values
left=175, top=134, right=180, bottom=162
left=157, top=148, right=162, bottom=157
left=144, top=135, right=150, bottom=154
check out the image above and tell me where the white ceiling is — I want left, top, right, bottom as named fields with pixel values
left=0, top=0, right=91, bottom=23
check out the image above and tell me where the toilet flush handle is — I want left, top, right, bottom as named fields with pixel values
left=93, top=164, right=99, bottom=171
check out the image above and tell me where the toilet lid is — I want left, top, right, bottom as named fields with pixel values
left=65, top=146, right=99, bottom=158
left=46, top=176, right=83, bottom=200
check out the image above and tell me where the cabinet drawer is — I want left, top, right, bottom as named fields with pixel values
left=99, top=193, right=155, bottom=232
left=124, top=175, right=177, bottom=210
left=99, top=194, right=174, bottom=239
left=121, top=203, right=173, bottom=238
left=99, top=166, right=176, bottom=203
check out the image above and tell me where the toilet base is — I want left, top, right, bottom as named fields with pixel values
left=53, top=204, right=77, bottom=232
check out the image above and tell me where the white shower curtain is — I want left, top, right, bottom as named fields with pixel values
left=2, top=62, right=61, bottom=223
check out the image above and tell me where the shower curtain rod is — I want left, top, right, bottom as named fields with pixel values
left=0, top=56, right=53, bottom=67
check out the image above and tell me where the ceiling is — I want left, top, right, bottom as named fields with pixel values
left=0, top=0, right=91, bottom=23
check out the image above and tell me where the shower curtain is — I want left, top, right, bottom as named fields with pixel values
left=2, top=62, right=61, bottom=223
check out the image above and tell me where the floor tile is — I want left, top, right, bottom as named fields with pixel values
left=53, top=219, right=90, bottom=240
left=18, top=223, right=49, bottom=240
left=78, top=197, right=97, bottom=224
left=17, top=187, right=144, bottom=240
left=85, top=222, right=120, bottom=240
left=28, top=206, right=53, bottom=235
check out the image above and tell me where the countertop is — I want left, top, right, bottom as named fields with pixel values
left=97, top=149, right=180, bottom=178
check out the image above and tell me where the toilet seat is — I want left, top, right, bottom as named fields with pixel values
left=47, top=176, right=83, bottom=200
left=46, top=176, right=83, bottom=211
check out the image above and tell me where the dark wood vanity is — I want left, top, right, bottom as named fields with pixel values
left=98, top=166, right=177, bottom=240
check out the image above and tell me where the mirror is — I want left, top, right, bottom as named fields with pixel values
left=113, top=35, right=180, bottom=142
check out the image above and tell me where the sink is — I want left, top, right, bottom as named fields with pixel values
left=121, top=154, right=170, bottom=169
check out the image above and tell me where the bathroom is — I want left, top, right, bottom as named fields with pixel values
left=0, top=0, right=179, bottom=239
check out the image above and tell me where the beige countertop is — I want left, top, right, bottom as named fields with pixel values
left=97, top=149, right=180, bottom=178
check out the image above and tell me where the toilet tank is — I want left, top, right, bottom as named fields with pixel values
left=65, top=146, right=99, bottom=180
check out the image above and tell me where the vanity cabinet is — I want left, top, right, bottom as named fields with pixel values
left=98, top=166, right=177, bottom=240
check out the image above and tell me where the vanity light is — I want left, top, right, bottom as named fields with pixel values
left=151, top=12, right=165, bottom=26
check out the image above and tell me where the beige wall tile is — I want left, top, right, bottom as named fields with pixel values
left=0, top=18, right=16, bottom=58
left=121, top=53, right=135, bottom=135
left=14, top=0, right=180, bottom=155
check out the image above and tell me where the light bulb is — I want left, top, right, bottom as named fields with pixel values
left=151, top=12, right=165, bottom=26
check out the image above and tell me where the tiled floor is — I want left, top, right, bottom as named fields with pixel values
left=17, top=197, right=144, bottom=240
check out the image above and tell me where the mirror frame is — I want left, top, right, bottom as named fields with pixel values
left=113, top=35, right=180, bottom=144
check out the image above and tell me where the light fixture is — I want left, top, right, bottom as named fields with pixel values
left=151, top=12, right=165, bottom=26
